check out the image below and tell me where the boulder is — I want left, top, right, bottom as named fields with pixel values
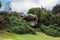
left=23, top=14, right=38, bottom=26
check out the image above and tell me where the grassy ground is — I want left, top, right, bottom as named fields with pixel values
left=0, top=31, right=60, bottom=40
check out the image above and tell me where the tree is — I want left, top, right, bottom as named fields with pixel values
left=52, top=5, right=60, bottom=14
left=4, top=2, right=11, bottom=13
left=0, top=2, right=1, bottom=8
left=28, top=8, right=41, bottom=16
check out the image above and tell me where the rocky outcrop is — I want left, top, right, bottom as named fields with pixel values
left=24, top=14, right=38, bottom=26
left=0, top=14, right=8, bottom=30
left=18, top=13, right=38, bottom=26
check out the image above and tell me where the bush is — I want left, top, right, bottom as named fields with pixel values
left=41, top=24, right=60, bottom=37
left=6, top=16, right=36, bottom=34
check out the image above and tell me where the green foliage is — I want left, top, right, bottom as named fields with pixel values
left=6, top=16, right=36, bottom=34
left=0, top=6, right=60, bottom=37
left=40, top=10, right=60, bottom=36
left=54, top=14, right=60, bottom=26
left=11, top=11, right=17, bottom=15
left=41, top=24, right=60, bottom=36
left=40, top=12, right=53, bottom=26
left=0, top=32, right=60, bottom=40
left=28, top=8, right=41, bottom=16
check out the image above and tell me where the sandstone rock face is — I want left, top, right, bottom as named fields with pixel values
left=23, top=14, right=38, bottom=26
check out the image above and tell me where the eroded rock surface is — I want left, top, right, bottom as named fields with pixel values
left=18, top=14, right=38, bottom=26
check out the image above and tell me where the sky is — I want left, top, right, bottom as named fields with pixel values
left=0, top=0, right=60, bottom=13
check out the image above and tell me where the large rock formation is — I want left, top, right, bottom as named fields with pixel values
left=0, top=13, right=8, bottom=30
left=18, top=13, right=38, bottom=26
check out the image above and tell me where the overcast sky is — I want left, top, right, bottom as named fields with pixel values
left=0, top=0, right=60, bottom=13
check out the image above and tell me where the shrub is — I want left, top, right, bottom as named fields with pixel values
left=41, top=24, right=60, bottom=37
left=6, top=16, right=36, bottom=34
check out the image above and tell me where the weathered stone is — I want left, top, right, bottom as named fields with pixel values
left=0, top=14, right=8, bottom=30
left=23, top=14, right=38, bottom=26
